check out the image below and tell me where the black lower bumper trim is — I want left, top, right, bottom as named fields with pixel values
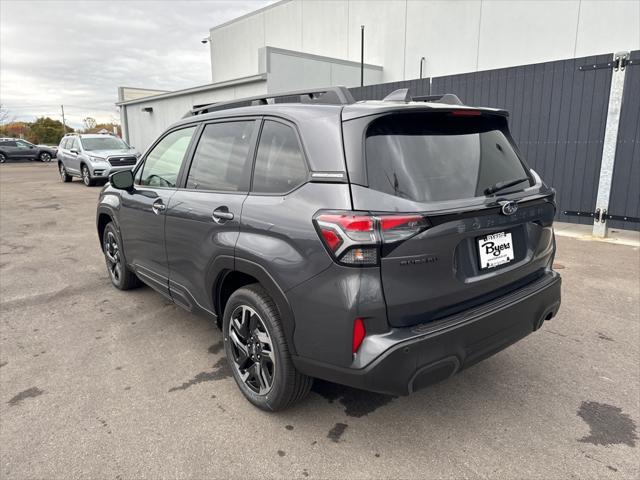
left=293, top=272, right=561, bottom=396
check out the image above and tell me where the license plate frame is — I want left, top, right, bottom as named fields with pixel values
left=477, top=231, right=515, bottom=270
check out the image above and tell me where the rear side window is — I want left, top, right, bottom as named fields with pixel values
left=365, top=113, right=531, bottom=202
left=140, top=126, right=196, bottom=188
left=252, top=120, right=307, bottom=194
left=186, top=121, right=255, bottom=191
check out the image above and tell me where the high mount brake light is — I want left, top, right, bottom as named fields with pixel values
left=450, top=109, right=482, bottom=116
left=314, top=212, right=430, bottom=266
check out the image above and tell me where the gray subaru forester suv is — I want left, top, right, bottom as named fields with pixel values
left=96, top=87, right=561, bottom=411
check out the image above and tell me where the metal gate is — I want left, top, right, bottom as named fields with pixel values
left=607, top=50, right=640, bottom=231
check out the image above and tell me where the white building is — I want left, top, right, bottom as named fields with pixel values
left=118, top=0, right=640, bottom=150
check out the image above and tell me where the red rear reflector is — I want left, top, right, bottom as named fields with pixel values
left=450, top=110, right=482, bottom=116
left=320, top=229, right=342, bottom=251
left=352, top=318, right=366, bottom=353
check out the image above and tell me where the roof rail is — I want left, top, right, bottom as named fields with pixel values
left=186, top=86, right=355, bottom=117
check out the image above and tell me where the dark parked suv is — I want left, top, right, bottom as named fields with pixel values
left=0, top=138, right=56, bottom=163
left=97, top=87, right=561, bottom=411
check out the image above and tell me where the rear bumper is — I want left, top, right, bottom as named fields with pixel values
left=293, top=271, right=561, bottom=396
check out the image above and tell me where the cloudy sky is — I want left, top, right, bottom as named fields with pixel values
left=0, top=0, right=274, bottom=129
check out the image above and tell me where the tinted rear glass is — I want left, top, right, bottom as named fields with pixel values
left=365, top=113, right=531, bottom=202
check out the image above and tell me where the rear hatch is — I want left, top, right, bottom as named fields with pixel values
left=342, top=109, right=556, bottom=327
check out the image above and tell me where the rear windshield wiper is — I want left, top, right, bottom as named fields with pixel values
left=484, top=177, right=530, bottom=196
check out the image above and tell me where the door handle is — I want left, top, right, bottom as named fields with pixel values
left=152, top=199, right=166, bottom=215
left=212, top=207, right=234, bottom=223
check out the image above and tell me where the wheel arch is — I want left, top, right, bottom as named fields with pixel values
left=212, top=257, right=297, bottom=355
left=96, top=206, right=120, bottom=250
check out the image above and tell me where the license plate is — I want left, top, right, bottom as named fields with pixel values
left=478, top=232, right=514, bottom=269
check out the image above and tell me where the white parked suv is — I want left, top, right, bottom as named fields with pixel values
left=57, top=133, right=140, bottom=186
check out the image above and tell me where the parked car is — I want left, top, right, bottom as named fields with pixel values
left=0, top=138, right=57, bottom=163
left=96, top=87, right=561, bottom=411
left=57, top=133, right=140, bottom=186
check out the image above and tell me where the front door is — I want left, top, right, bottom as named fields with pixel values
left=118, top=126, right=197, bottom=298
left=165, top=119, right=258, bottom=314
left=15, top=140, right=37, bottom=159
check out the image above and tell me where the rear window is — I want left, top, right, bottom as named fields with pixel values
left=365, top=112, right=531, bottom=202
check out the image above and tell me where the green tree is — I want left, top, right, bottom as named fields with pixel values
left=28, top=117, right=71, bottom=145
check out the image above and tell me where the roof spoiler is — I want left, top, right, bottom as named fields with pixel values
left=185, top=86, right=355, bottom=117
left=382, top=89, right=463, bottom=106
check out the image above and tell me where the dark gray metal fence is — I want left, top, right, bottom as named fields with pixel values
left=608, top=50, right=639, bottom=231
left=350, top=53, right=639, bottom=231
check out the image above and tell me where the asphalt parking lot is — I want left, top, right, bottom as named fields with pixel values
left=1, top=162, right=638, bottom=479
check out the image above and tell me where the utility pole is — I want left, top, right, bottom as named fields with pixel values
left=61, top=105, right=68, bottom=133
left=360, top=25, right=365, bottom=87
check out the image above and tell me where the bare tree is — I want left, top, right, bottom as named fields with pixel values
left=0, top=105, right=11, bottom=125
left=83, top=117, right=97, bottom=131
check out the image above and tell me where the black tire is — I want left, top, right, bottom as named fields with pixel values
left=102, top=222, right=141, bottom=290
left=0, top=153, right=6, bottom=164
left=223, top=284, right=312, bottom=411
left=81, top=164, right=95, bottom=186
left=59, top=163, right=72, bottom=182
left=39, top=151, right=52, bottom=162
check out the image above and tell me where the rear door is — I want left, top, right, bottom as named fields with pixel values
left=2, top=140, right=19, bottom=159
left=165, top=119, right=258, bottom=313
left=67, top=137, right=82, bottom=174
left=345, top=110, right=556, bottom=327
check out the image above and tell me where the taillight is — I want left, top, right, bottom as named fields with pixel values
left=314, top=211, right=430, bottom=266
left=379, top=214, right=429, bottom=243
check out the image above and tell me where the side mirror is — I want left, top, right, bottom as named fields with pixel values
left=70, top=149, right=79, bottom=154
left=110, top=170, right=134, bottom=190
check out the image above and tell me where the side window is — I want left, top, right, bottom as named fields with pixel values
left=4, top=141, right=17, bottom=147
left=59, top=138, right=68, bottom=149
left=140, top=126, right=196, bottom=188
left=186, top=121, right=255, bottom=192
left=70, top=138, right=79, bottom=150
left=252, top=121, right=307, bottom=194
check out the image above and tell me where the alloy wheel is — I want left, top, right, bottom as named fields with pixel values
left=104, top=231, right=122, bottom=284
left=0, top=154, right=5, bottom=163
left=82, top=166, right=90, bottom=186
left=41, top=153, right=51, bottom=162
left=228, top=305, right=276, bottom=395
left=59, top=164, right=66, bottom=180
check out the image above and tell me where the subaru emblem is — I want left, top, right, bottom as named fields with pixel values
left=501, top=201, right=518, bottom=216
